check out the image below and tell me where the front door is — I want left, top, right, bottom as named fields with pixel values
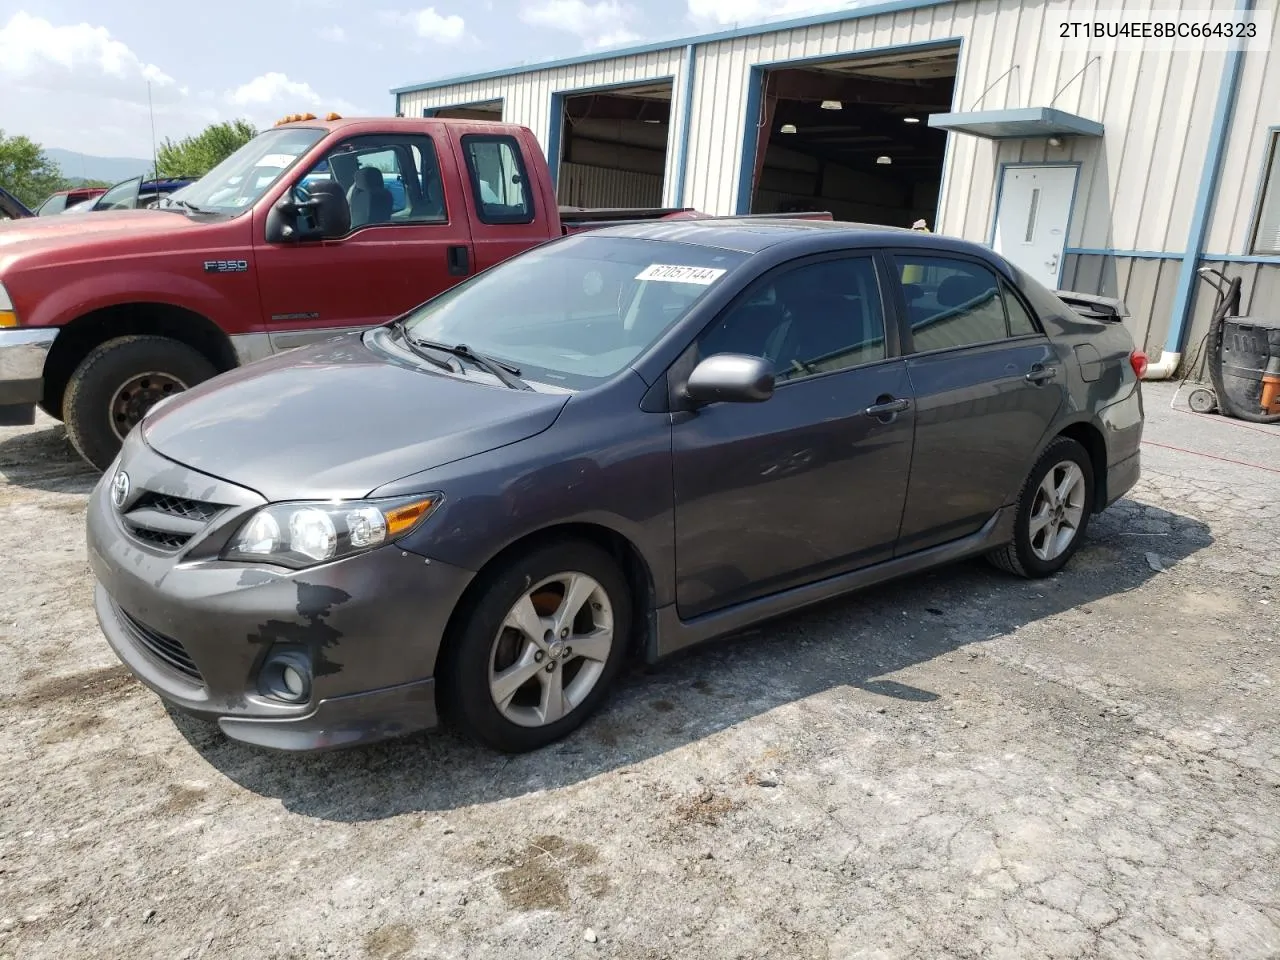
left=993, top=165, right=1077, bottom=289
left=888, top=250, right=1066, bottom=555
left=672, top=254, right=915, bottom=620
left=254, top=132, right=474, bottom=353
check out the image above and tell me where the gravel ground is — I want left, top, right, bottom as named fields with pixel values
left=1, top=381, right=1278, bottom=960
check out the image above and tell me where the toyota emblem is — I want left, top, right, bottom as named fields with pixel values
left=110, top=470, right=131, bottom=509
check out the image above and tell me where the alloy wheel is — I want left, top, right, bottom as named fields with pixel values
left=1028, top=460, right=1087, bottom=562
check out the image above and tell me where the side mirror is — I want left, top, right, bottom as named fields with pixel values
left=685, top=353, right=775, bottom=406
left=272, top=181, right=351, bottom=242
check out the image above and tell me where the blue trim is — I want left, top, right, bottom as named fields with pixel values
left=929, top=107, right=1103, bottom=140
left=733, top=38, right=963, bottom=216
left=989, top=162, right=1082, bottom=287
left=672, top=44, right=697, bottom=207
left=1065, top=248, right=1181, bottom=259
left=421, top=97, right=505, bottom=119
left=1244, top=125, right=1280, bottom=253
left=1201, top=253, right=1280, bottom=264
left=1166, top=0, right=1254, bottom=355
left=545, top=76, right=676, bottom=196
left=389, top=0, right=954, bottom=95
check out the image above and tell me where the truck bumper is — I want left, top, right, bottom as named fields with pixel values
left=0, top=328, right=56, bottom=425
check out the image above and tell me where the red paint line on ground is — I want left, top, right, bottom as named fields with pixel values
left=1141, top=439, right=1280, bottom=475
left=1173, top=407, right=1280, bottom=439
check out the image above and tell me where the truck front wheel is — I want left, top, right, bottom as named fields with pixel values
left=63, top=335, right=217, bottom=470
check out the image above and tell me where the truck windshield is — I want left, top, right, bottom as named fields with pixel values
left=164, top=127, right=326, bottom=214
left=398, top=235, right=745, bottom=389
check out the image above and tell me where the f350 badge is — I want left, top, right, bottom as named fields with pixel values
left=203, top=259, right=249, bottom=274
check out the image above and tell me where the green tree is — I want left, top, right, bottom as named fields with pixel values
left=156, top=120, right=258, bottom=178
left=0, top=130, right=67, bottom=208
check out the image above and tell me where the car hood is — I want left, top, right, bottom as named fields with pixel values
left=140, top=333, right=571, bottom=502
left=0, top=209, right=205, bottom=261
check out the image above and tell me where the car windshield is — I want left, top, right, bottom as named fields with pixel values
left=164, top=127, right=326, bottom=214
left=399, top=235, right=745, bottom=388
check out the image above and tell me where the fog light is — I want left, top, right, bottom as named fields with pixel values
left=261, top=652, right=312, bottom=703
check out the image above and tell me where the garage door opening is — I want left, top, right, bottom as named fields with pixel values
left=745, top=48, right=957, bottom=228
left=430, top=100, right=503, bottom=121
left=555, top=80, right=673, bottom=209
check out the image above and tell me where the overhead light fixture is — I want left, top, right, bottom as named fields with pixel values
left=820, top=100, right=842, bottom=110
left=876, top=155, right=892, bottom=165
left=643, top=119, right=662, bottom=124
left=903, top=116, right=920, bottom=124
left=1047, top=135, right=1063, bottom=147
left=780, top=123, right=798, bottom=134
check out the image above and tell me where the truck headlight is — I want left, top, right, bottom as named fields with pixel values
left=0, top=281, right=16, bottom=327
left=222, top=495, right=440, bottom=568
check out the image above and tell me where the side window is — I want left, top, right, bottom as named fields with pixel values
left=698, top=257, right=887, bottom=384
left=295, top=135, right=447, bottom=232
left=895, top=255, right=1014, bottom=352
left=38, top=194, right=67, bottom=215
left=1002, top=280, right=1039, bottom=337
left=461, top=135, right=533, bottom=224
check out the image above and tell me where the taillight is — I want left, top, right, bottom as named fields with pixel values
left=1130, top=350, right=1148, bottom=379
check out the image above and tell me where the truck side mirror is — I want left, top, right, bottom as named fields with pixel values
left=269, top=181, right=351, bottom=242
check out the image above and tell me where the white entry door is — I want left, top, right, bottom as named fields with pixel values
left=993, top=165, right=1078, bottom=288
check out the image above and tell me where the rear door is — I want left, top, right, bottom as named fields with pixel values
left=253, top=131, right=474, bottom=351
left=671, top=253, right=915, bottom=620
left=449, top=128, right=555, bottom=272
left=889, top=249, right=1066, bottom=555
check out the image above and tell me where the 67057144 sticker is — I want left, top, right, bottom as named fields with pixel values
left=635, top=264, right=728, bottom=285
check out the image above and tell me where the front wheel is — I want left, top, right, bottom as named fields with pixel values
left=440, top=540, right=632, bottom=753
left=63, top=335, right=217, bottom=470
left=987, top=436, right=1095, bottom=579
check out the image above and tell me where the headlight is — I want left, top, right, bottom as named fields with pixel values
left=0, top=281, right=16, bottom=327
left=222, top=495, right=440, bottom=568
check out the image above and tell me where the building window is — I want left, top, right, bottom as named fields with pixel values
left=1250, top=131, right=1280, bottom=256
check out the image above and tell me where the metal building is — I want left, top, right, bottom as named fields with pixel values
left=393, top=0, right=1278, bottom=377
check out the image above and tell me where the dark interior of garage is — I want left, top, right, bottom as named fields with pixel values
left=430, top=100, right=503, bottom=121
left=555, top=81, right=672, bottom=209
left=747, top=48, right=958, bottom=228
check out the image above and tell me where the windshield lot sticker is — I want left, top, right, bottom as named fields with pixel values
left=635, top=264, right=727, bottom=285
left=258, top=154, right=297, bottom=168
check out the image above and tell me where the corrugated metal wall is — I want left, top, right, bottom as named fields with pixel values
left=1061, top=255, right=1182, bottom=355
left=1206, top=12, right=1280, bottom=254
left=397, top=48, right=686, bottom=206
left=559, top=162, right=663, bottom=208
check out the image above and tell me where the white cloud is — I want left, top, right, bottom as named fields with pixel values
left=0, top=11, right=175, bottom=98
left=317, top=25, right=346, bottom=42
left=385, top=7, right=467, bottom=43
left=520, top=0, right=641, bottom=49
left=227, top=72, right=323, bottom=107
left=687, top=0, right=859, bottom=27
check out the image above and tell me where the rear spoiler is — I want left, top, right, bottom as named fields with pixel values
left=1055, top=289, right=1130, bottom=322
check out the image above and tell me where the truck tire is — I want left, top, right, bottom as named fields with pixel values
left=63, top=335, right=217, bottom=470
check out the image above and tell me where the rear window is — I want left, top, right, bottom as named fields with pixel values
left=461, top=134, right=533, bottom=225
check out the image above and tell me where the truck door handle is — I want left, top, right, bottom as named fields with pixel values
left=447, top=245, right=470, bottom=276
left=1025, top=364, right=1058, bottom=384
left=864, top=396, right=911, bottom=419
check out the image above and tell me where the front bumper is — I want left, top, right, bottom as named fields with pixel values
left=86, top=431, right=475, bottom=751
left=0, top=327, right=56, bottom=425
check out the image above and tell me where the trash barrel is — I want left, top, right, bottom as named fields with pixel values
left=1219, top=317, right=1280, bottom=416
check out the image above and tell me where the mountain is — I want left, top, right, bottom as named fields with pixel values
left=45, top=149, right=153, bottom=185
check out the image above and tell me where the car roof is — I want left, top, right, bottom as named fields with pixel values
left=586, top=217, right=1003, bottom=262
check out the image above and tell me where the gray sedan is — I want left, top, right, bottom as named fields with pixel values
left=86, top=219, right=1145, bottom=753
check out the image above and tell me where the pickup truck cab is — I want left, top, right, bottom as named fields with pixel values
left=0, top=115, right=696, bottom=467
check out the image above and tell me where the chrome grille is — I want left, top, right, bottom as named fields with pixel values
left=116, top=606, right=204, bottom=683
left=121, top=490, right=226, bottom=552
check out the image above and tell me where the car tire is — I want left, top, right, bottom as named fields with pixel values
left=439, top=539, right=632, bottom=753
left=987, top=436, right=1095, bottom=579
left=63, top=335, right=217, bottom=470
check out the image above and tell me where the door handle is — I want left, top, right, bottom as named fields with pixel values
left=864, top=396, right=911, bottom=419
left=1025, top=364, right=1058, bottom=384
left=447, top=245, right=470, bottom=277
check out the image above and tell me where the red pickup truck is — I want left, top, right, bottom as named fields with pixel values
left=0, top=115, right=708, bottom=468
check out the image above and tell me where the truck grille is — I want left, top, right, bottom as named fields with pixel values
left=117, top=605, right=204, bottom=683
left=122, top=491, right=226, bottom=552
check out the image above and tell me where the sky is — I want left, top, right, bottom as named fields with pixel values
left=0, top=0, right=861, bottom=160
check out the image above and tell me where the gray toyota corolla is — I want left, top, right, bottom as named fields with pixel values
left=86, top=219, right=1145, bottom=753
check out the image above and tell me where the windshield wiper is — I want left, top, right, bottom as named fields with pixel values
left=168, top=197, right=207, bottom=214
left=390, top=318, right=456, bottom=373
left=409, top=338, right=531, bottom=390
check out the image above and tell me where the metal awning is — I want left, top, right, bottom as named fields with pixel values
left=927, top=107, right=1104, bottom=140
